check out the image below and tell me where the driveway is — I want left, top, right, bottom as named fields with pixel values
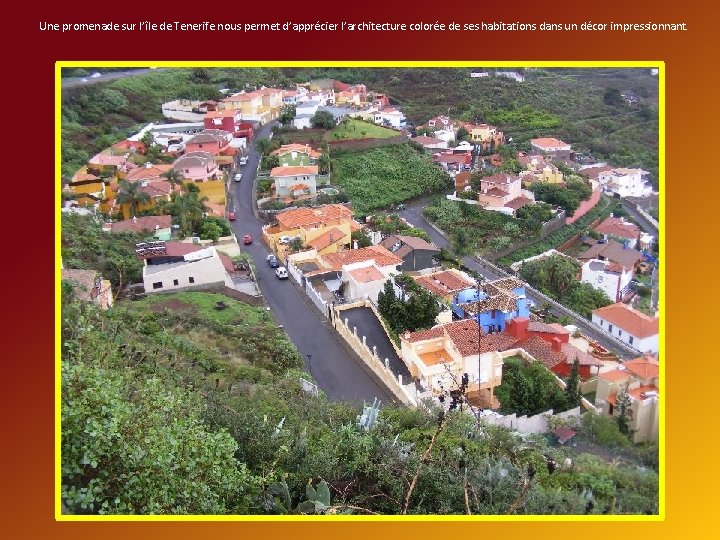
left=341, top=307, right=410, bottom=379
left=228, top=124, right=398, bottom=405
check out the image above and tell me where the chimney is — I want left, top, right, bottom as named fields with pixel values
left=506, top=317, right=529, bottom=340
left=551, top=337, right=563, bottom=353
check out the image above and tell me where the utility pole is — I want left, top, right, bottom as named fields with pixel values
left=306, top=353, right=313, bottom=376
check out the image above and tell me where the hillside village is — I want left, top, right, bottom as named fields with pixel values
left=60, top=67, right=661, bottom=515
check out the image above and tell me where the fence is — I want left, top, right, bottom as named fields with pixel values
left=481, top=406, right=582, bottom=434
left=305, top=279, right=330, bottom=318
left=286, top=259, right=304, bottom=285
left=332, top=307, right=413, bottom=405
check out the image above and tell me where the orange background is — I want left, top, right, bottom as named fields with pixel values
left=8, top=0, right=716, bottom=537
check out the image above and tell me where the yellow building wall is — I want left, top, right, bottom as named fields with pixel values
left=190, top=180, right=227, bottom=205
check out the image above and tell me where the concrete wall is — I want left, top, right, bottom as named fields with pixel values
left=482, top=406, right=581, bottom=434
left=332, top=309, right=413, bottom=405
left=143, top=252, right=233, bottom=293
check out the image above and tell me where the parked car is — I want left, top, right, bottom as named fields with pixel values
left=266, top=254, right=279, bottom=268
left=234, top=173, right=243, bottom=182
left=228, top=211, right=236, bottom=221
left=243, top=234, right=253, bottom=245
left=239, top=156, right=248, bottom=166
left=278, top=236, right=292, bottom=244
left=275, top=267, right=289, bottom=280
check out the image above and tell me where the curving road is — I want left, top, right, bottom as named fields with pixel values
left=228, top=123, right=397, bottom=405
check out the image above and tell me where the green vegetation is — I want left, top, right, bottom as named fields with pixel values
left=423, top=198, right=552, bottom=256
left=495, top=357, right=569, bottom=416
left=311, top=110, right=336, bottom=129
left=529, top=178, right=593, bottom=216
left=329, top=118, right=397, bottom=140
left=518, top=254, right=612, bottom=318
left=61, top=214, right=145, bottom=292
left=332, top=144, right=451, bottom=215
left=497, top=196, right=619, bottom=266
left=377, top=275, right=442, bottom=338
left=369, top=213, right=432, bottom=243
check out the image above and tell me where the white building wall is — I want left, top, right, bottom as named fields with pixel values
left=143, top=252, right=233, bottom=293
left=592, top=314, right=658, bottom=353
left=581, top=260, right=631, bottom=302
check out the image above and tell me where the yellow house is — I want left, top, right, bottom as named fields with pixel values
left=66, top=173, right=106, bottom=207
left=262, top=204, right=362, bottom=260
left=220, top=87, right=283, bottom=122
left=464, top=123, right=505, bottom=147
left=595, top=356, right=659, bottom=443
left=400, top=319, right=509, bottom=409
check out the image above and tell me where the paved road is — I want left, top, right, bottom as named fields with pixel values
left=342, top=307, right=410, bottom=379
left=621, top=200, right=659, bottom=237
left=228, top=124, right=397, bottom=405
left=398, top=199, right=641, bottom=359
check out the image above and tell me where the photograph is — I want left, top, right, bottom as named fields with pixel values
left=59, top=65, right=661, bottom=517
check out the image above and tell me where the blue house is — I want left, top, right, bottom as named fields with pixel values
left=452, top=277, right=530, bottom=333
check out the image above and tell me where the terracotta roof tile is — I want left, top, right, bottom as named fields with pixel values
left=560, top=343, right=604, bottom=367
left=219, top=254, right=235, bottom=273
left=528, top=321, right=569, bottom=335
left=322, top=245, right=402, bottom=269
left=531, top=137, right=570, bottom=149
left=270, top=165, right=319, bottom=177
left=307, top=227, right=347, bottom=251
left=628, top=385, right=659, bottom=401
left=599, top=369, right=633, bottom=382
left=106, top=215, right=172, bottom=234
left=594, top=217, right=641, bottom=240
left=414, top=270, right=475, bottom=297
left=275, top=204, right=354, bottom=230
left=515, top=335, right=565, bottom=369
left=579, top=240, right=643, bottom=270
left=505, top=196, right=534, bottom=210
left=348, top=265, right=385, bottom=283
left=623, top=356, right=659, bottom=380
left=592, top=303, right=658, bottom=338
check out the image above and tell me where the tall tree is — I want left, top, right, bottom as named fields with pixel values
left=565, top=358, right=581, bottom=408
left=170, top=189, right=209, bottom=237
left=116, top=180, right=151, bottom=218
left=162, top=168, right=185, bottom=191
left=615, top=383, right=632, bottom=436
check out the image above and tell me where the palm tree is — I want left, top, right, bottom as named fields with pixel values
left=116, top=180, right=151, bottom=219
left=170, top=190, right=209, bottom=237
left=162, top=168, right=185, bottom=192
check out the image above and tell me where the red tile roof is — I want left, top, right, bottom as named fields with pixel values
left=528, top=321, right=569, bottom=335
left=270, top=165, right=319, bottom=177
left=531, top=137, right=570, bottom=149
left=275, top=204, right=354, bottom=230
left=594, top=216, right=641, bottom=240
left=106, top=215, right=172, bottom=234
left=622, top=356, right=659, bottom=380
left=560, top=343, right=604, bottom=367
left=413, top=135, right=445, bottom=146
left=164, top=242, right=206, bottom=257
left=592, top=303, right=659, bottom=338
left=126, top=164, right=173, bottom=182
left=307, top=227, right=347, bottom=251
left=599, top=369, right=633, bottom=382
left=205, top=109, right=239, bottom=118
left=139, top=181, right=172, bottom=198
left=433, top=153, right=468, bottom=164
left=348, top=265, right=385, bottom=284
left=484, top=187, right=509, bottom=197
left=219, top=254, right=235, bottom=273
left=482, top=173, right=519, bottom=184
left=505, top=196, right=534, bottom=210
left=515, top=335, right=565, bottom=369
left=322, top=245, right=402, bottom=269
left=414, top=270, right=475, bottom=297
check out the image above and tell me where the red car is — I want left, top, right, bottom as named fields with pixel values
left=243, top=234, right=253, bottom=245
left=228, top=211, right=236, bottom=221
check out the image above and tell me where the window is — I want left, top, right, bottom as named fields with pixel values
left=629, top=336, right=634, bottom=345
left=608, top=404, right=614, bottom=415
left=608, top=324, right=613, bottom=332
left=173, top=279, right=179, bottom=286
left=152, top=282, right=163, bottom=290
left=618, top=330, right=622, bottom=337
left=189, top=277, right=195, bottom=284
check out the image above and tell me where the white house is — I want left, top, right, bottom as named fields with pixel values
left=399, top=319, right=507, bottom=409
left=341, top=260, right=396, bottom=303
left=591, top=303, right=658, bottom=354
left=597, top=168, right=653, bottom=198
left=581, top=259, right=634, bottom=302
left=374, top=107, right=406, bottom=129
left=270, top=165, right=319, bottom=197
left=139, top=242, right=235, bottom=293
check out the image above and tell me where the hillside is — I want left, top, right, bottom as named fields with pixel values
left=61, top=289, right=658, bottom=515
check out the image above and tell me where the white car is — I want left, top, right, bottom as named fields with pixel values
left=90, top=72, right=102, bottom=78
left=239, top=156, right=248, bottom=166
left=275, top=267, right=289, bottom=280
left=278, top=236, right=292, bottom=244
left=233, top=173, right=242, bottom=182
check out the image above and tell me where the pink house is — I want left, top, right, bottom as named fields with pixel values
left=172, top=152, right=221, bottom=182
left=477, top=173, right=523, bottom=207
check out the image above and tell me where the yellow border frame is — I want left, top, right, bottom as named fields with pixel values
left=56, top=60, right=665, bottom=522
